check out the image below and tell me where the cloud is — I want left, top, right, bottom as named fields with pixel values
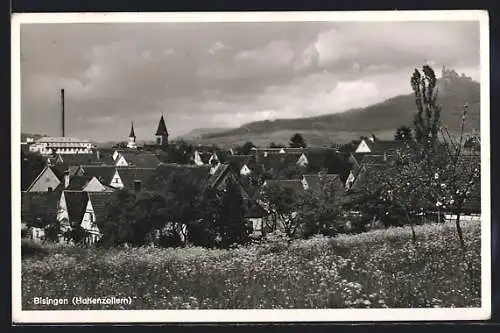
left=19, top=21, right=480, bottom=141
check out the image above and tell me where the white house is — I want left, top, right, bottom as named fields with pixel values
left=29, top=137, right=96, bottom=156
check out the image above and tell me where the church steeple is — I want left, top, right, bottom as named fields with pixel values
left=155, top=114, right=169, bottom=147
left=127, top=121, right=137, bottom=149
left=129, top=121, right=136, bottom=138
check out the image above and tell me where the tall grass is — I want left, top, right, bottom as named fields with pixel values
left=22, top=220, right=481, bottom=310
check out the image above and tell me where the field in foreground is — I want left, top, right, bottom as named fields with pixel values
left=22, top=220, right=481, bottom=310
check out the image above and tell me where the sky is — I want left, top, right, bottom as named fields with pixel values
left=19, top=20, right=480, bottom=142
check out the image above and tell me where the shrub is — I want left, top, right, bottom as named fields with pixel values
left=21, top=239, right=49, bottom=259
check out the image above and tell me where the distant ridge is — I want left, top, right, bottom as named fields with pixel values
left=201, top=74, right=480, bottom=143
left=176, top=127, right=232, bottom=140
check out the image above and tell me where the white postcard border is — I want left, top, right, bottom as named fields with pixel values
left=11, top=10, right=491, bottom=323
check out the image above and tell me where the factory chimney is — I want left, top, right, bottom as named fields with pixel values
left=61, top=89, right=65, bottom=137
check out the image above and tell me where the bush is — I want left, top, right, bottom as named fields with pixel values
left=158, top=230, right=183, bottom=248
left=21, top=239, right=49, bottom=259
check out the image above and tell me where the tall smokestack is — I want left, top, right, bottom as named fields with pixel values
left=61, top=89, right=65, bottom=137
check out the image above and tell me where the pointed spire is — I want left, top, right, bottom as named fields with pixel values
left=129, top=121, right=136, bottom=138
left=155, top=114, right=169, bottom=136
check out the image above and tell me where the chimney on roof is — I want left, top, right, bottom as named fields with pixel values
left=133, top=180, right=142, bottom=193
left=64, top=170, right=70, bottom=188
left=61, top=89, right=65, bottom=137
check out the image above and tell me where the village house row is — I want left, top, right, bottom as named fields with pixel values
left=21, top=114, right=481, bottom=244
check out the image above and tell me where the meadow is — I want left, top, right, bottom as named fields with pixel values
left=22, top=219, right=481, bottom=310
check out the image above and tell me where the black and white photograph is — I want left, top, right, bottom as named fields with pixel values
left=12, top=11, right=490, bottom=323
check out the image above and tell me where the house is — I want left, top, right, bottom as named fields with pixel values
left=113, top=167, right=157, bottom=191
left=262, top=179, right=305, bottom=192
left=354, top=138, right=406, bottom=154
left=244, top=200, right=269, bottom=237
left=76, top=165, right=117, bottom=188
left=29, top=137, right=96, bottom=155
left=259, top=152, right=303, bottom=169
left=66, top=174, right=115, bottom=192
left=345, top=155, right=387, bottom=192
left=54, top=152, right=102, bottom=166
left=58, top=191, right=110, bottom=244
left=345, top=153, right=387, bottom=190
left=21, top=191, right=62, bottom=241
left=114, top=151, right=160, bottom=168
left=192, top=150, right=215, bottom=166
left=302, top=173, right=345, bottom=194
left=225, top=154, right=256, bottom=176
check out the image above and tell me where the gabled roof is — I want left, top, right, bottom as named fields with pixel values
left=21, top=156, right=47, bottom=191
left=192, top=150, right=214, bottom=164
left=147, top=163, right=212, bottom=190
left=25, top=165, right=66, bottom=192
left=207, top=164, right=231, bottom=188
left=155, top=115, right=169, bottom=136
left=349, top=153, right=387, bottom=172
left=116, top=167, right=157, bottom=191
left=348, top=163, right=383, bottom=193
left=303, top=173, right=344, bottom=193
left=87, top=192, right=114, bottom=223
left=365, top=140, right=407, bottom=153
left=49, top=163, right=69, bottom=181
left=79, top=165, right=116, bottom=185
left=56, top=153, right=100, bottom=166
left=118, top=152, right=160, bottom=168
left=263, top=179, right=305, bottom=192
left=214, top=150, right=233, bottom=163
left=259, top=152, right=302, bottom=170
left=67, top=175, right=92, bottom=191
left=21, top=191, right=60, bottom=226
left=63, top=191, right=89, bottom=224
left=225, top=154, right=256, bottom=171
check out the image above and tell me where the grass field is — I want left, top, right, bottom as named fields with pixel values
left=22, top=219, right=481, bottom=310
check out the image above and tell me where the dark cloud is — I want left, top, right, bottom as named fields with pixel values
left=19, top=20, right=480, bottom=142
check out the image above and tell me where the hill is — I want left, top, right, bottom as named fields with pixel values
left=176, top=127, right=231, bottom=140
left=199, top=74, right=479, bottom=147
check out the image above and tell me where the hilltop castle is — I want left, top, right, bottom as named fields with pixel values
left=441, top=66, right=472, bottom=81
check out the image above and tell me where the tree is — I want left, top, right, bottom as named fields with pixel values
left=216, top=177, right=252, bottom=248
left=260, top=183, right=302, bottom=238
left=188, top=186, right=221, bottom=247
left=289, top=133, right=307, bottom=148
left=269, top=142, right=285, bottom=148
left=411, top=65, right=441, bottom=153
left=394, top=126, right=413, bottom=142
left=347, top=155, right=426, bottom=243
left=298, top=178, right=342, bottom=237
left=98, top=189, right=168, bottom=247
left=433, top=104, right=481, bottom=249
left=235, top=141, right=255, bottom=155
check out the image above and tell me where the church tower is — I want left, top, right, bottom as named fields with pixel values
left=155, top=114, right=169, bottom=147
left=127, top=121, right=137, bottom=149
